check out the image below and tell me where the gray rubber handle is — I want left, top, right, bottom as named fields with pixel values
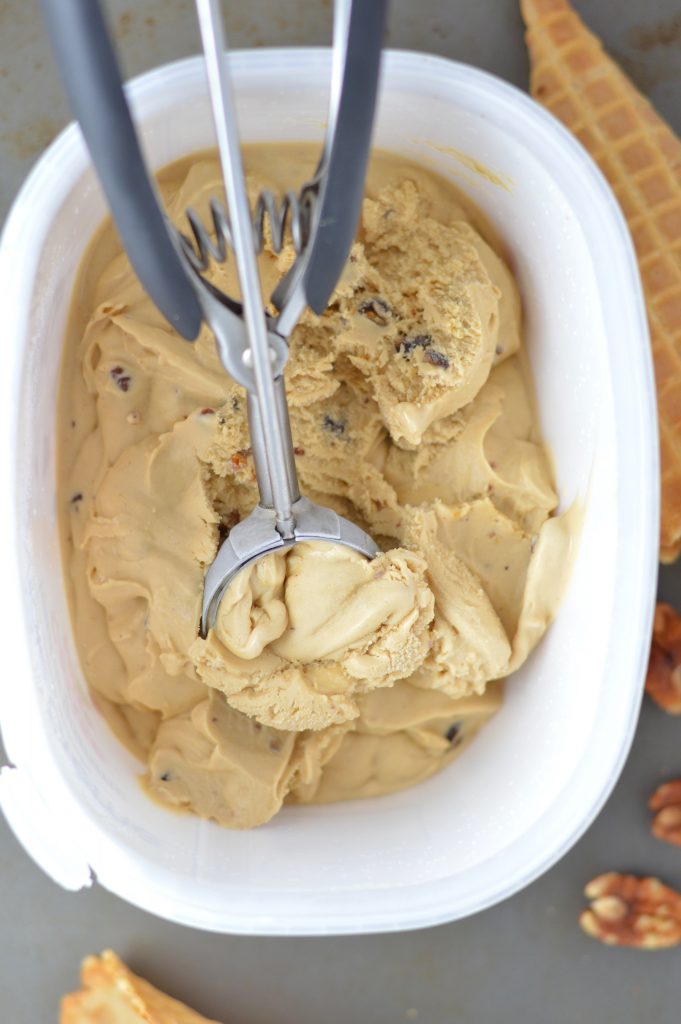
left=303, top=0, right=387, bottom=314
left=40, top=0, right=203, bottom=340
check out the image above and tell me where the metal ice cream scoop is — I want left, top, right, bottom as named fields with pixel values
left=189, top=0, right=385, bottom=634
left=42, top=0, right=386, bottom=637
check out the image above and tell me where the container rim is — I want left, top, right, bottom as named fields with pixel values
left=0, top=48, right=659, bottom=934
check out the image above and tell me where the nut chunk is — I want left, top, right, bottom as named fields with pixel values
left=579, top=873, right=681, bottom=949
left=645, top=603, right=681, bottom=714
left=649, top=780, right=681, bottom=848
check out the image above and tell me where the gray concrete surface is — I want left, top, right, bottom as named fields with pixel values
left=1, top=1, right=680, bottom=1021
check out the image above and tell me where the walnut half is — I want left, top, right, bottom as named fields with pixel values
left=579, top=873, right=681, bottom=949
left=645, top=603, right=681, bottom=714
left=650, top=780, right=681, bottom=848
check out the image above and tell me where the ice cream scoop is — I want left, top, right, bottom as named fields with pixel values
left=190, top=0, right=384, bottom=633
left=42, top=0, right=386, bottom=637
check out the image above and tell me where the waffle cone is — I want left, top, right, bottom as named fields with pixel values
left=520, top=0, right=681, bottom=562
left=61, top=950, right=222, bottom=1024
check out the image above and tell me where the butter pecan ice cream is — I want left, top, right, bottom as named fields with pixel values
left=58, top=145, right=573, bottom=828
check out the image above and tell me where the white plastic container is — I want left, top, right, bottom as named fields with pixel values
left=0, top=50, right=658, bottom=935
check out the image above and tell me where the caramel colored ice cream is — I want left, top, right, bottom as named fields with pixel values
left=194, top=543, right=434, bottom=731
left=59, top=145, right=573, bottom=829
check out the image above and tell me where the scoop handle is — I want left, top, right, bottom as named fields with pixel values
left=302, top=0, right=387, bottom=313
left=40, top=0, right=203, bottom=340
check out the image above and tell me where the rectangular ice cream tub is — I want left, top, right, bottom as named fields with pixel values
left=0, top=49, right=658, bottom=934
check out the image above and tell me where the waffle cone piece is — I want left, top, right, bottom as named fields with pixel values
left=61, top=950, right=223, bottom=1024
left=520, top=0, right=681, bottom=562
